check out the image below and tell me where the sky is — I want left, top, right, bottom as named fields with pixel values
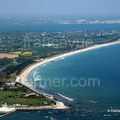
left=0, top=0, right=120, bottom=18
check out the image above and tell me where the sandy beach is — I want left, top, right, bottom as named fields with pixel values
left=18, top=40, right=120, bottom=83
left=16, top=39, right=120, bottom=110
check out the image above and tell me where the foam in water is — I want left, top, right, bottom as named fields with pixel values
left=33, top=71, right=41, bottom=81
left=32, top=71, right=46, bottom=89
left=57, top=93, right=74, bottom=102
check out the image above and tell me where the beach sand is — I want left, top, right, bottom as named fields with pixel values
left=18, top=40, right=120, bottom=82
left=16, top=40, right=120, bottom=110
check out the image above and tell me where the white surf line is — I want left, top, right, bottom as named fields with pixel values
left=18, top=40, right=120, bottom=101
left=57, top=93, right=74, bottom=102
left=19, top=40, right=120, bottom=82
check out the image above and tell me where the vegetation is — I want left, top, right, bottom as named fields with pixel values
left=12, top=51, right=32, bottom=56
left=0, top=91, right=54, bottom=106
left=0, top=31, right=120, bottom=107
left=0, top=85, right=55, bottom=106
left=0, top=58, right=13, bottom=66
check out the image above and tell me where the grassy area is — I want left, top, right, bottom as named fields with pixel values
left=0, top=91, right=18, bottom=101
left=4, top=98, right=52, bottom=106
left=0, top=90, right=55, bottom=106
left=12, top=51, right=32, bottom=56
left=12, top=51, right=22, bottom=55
left=21, top=52, right=32, bottom=56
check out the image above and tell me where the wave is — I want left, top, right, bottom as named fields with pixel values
left=32, top=70, right=46, bottom=89
left=32, top=70, right=41, bottom=82
left=57, top=93, right=74, bottom=102
left=41, top=64, right=47, bottom=67
left=53, top=57, right=65, bottom=62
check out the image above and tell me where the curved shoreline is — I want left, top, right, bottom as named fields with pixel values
left=16, top=39, right=120, bottom=109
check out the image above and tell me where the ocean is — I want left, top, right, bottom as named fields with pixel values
left=0, top=24, right=120, bottom=31
left=1, top=24, right=120, bottom=120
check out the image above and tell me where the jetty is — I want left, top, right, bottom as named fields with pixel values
left=0, top=103, right=16, bottom=118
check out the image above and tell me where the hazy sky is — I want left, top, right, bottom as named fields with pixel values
left=0, top=0, right=120, bottom=18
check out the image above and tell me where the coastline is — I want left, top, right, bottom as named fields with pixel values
left=16, top=39, right=120, bottom=110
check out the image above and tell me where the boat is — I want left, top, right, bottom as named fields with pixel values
left=0, top=103, right=16, bottom=113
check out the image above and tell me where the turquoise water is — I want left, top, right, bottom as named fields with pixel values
left=1, top=23, right=120, bottom=119
left=3, top=44, right=120, bottom=120
left=0, top=24, right=120, bottom=31
left=21, top=43, right=120, bottom=120
left=31, top=44, right=120, bottom=106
